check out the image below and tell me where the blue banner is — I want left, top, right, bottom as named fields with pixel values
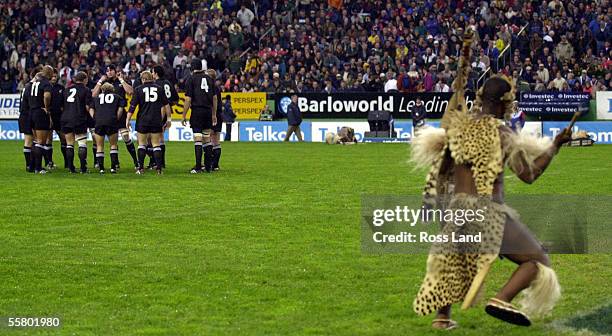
left=519, top=92, right=591, bottom=102
left=0, top=120, right=23, bottom=140
left=239, top=121, right=312, bottom=142
left=542, top=121, right=612, bottom=144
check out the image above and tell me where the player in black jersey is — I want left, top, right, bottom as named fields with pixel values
left=61, top=72, right=93, bottom=173
left=18, top=66, right=40, bottom=172
left=182, top=58, right=217, bottom=173
left=150, top=65, right=178, bottom=169
left=90, top=83, right=124, bottom=174
left=207, top=69, right=224, bottom=171
left=92, top=64, right=138, bottom=169
left=28, top=65, right=55, bottom=174
left=126, top=71, right=172, bottom=174
left=46, top=73, right=65, bottom=169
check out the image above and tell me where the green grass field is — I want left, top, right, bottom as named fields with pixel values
left=0, top=141, right=610, bottom=335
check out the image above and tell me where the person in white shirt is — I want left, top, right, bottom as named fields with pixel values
left=549, top=71, right=567, bottom=91
left=536, top=63, right=550, bottom=84
left=104, top=15, right=117, bottom=34
left=173, top=50, right=187, bottom=69
left=433, top=78, right=450, bottom=92
left=384, top=71, right=398, bottom=92
left=471, top=57, right=486, bottom=71
left=237, top=5, right=254, bottom=30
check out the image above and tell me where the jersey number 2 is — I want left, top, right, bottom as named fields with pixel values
left=66, top=88, right=77, bottom=102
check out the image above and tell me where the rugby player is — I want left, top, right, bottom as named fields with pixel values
left=90, top=83, right=124, bottom=174
left=207, top=69, right=223, bottom=171
left=18, top=66, right=40, bottom=172
left=126, top=71, right=172, bottom=175
left=92, top=65, right=138, bottom=169
left=28, top=65, right=55, bottom=174
left=152, top=65, right=179, bottom=169
left=182, top=58, right=217, bottom=173
left=46, top=73, right=65, bottom=169
left=61, top=72, right=93, bottom=173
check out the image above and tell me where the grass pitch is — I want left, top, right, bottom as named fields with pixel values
left=0, top=141, right=610, bottom=335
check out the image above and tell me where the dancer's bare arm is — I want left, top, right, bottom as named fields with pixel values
left=509, top=128, right=573, bottom=184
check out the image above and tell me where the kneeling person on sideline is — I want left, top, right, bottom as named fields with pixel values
left=91, top=83, right=125, bottom=174
left=126, top=71, right=172, bottom=175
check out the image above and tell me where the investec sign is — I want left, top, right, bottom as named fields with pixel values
left=276, top=93, right=474, bottom=118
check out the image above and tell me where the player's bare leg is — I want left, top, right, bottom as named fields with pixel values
left=202, top=129, right=213, bottom=173
left=90, top=128, right=98, bottom=169
left=159, top=137, right=166, bottom=168
left=94, top=133, right=106, bottom=174
left=119, top=128, right=138, bottom=169
left=190, top=132, right=203, bottom=174
left=136, top=132, right=149, bottom=174
left=211, top=131, right=221, bottom=171
left=44, top=131, right=55, bottom=169
left=150, top=133, right=164, bottom=174
left=109, top=133, right=119, bottom=173
left=23, top=134, right=34, bottom=172
left=33, top=129, right=50, bottom=174
left=74, top=132, right=89, bottom=173
left=145, top=134, right=155, bottom=170
left=64, top=132, right=77, bottom=173
left=57, top=131, right=67, bottom=168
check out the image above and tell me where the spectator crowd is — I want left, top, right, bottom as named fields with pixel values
left=0, top=0, right=610, bottom=96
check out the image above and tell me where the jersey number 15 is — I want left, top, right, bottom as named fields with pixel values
left=143, top=87, right=158, bottom=102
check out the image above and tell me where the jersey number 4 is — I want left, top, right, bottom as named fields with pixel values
left=143, top=87, right=158, bottom=102
left=200, top=78, right=209, bottom=92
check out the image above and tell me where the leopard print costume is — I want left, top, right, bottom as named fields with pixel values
left=413, top=195, right=507, bottom=316
left=412, top=110, right=508, bottom=316
left=411, top=28, right=519, bottom=316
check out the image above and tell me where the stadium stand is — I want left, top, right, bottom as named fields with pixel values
left=0, top=0, right=610, bottom=95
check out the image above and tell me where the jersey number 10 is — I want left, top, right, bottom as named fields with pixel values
left=99, top=94, right=115, bottom=104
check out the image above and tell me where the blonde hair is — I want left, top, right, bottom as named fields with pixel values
left=140, top=71, right=153, bottom=82
left=41, top=65, right=55, bottom=79
left=206, top=69, right=217, bottom=79
left=101, top=83, right=115, bottom=93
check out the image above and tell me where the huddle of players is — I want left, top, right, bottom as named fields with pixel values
left=19, top=59, right=223, bottom=175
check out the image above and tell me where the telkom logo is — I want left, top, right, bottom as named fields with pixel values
left=245, top=126, right=302, bottom=141
left=0, top=125, right=25, bottom=140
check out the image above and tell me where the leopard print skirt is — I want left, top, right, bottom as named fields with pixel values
left=413, top=194, right=507, bottom=316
